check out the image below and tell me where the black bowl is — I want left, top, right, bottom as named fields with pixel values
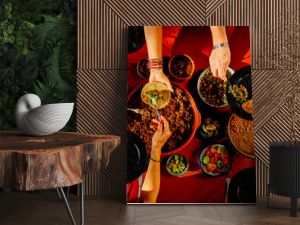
left=199, top=117, right=226, bottom=141
left=228, top=168, right=256, bottom=203
left=226, top=66, right=252, bottom=120
left=169, top=54, right=195, bottom=80
left=127, top=132, right=149, bottom=183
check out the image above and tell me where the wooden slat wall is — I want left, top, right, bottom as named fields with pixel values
left=77, top=0, right=300, bottom=200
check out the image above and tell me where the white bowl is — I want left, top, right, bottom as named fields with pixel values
left=16, top=94, right=74, bottom=136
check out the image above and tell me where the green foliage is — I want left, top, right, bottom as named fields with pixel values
left=32, top=15, right=76, bottom=131
left=9, top=0, right=63, bottom=23
left=0, top=0, right=77, bottom=132
left=0, top=44, right=37, bottom=95
left=0, top=3, right=35, bottom=55
left=0, top=3, right=14, bottom=44
left=33, top=15, right=76, bottom=104
left=0, top=95, right=16, bottom=130
left=0, top=44, right=37, bottom=129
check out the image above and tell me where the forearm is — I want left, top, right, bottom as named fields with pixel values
left=210, top=26, right=228, bottom=45
left=144, top=26, right=162, bottom=59
left=141, top=145, right=161, bottom=203
left=144, top=26, right=173, bottom=91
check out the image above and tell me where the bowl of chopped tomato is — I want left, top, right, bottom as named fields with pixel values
left=199, top=144, right=232, bottom=176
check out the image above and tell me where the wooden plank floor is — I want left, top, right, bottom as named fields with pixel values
left=0, top=192, right=299, bottom=225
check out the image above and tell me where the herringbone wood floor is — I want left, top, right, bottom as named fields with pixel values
left=0, top=192, right=299, bottom=225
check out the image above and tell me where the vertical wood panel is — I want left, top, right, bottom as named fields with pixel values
left=256, top=159, right=269, bottom=196
left=78, top=0, right=127, bottom=70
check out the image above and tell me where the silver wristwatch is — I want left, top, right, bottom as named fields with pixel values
left=212, top=43, right=229, bottom=50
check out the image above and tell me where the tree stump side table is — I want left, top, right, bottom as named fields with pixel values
left=0, top=131, right=121, bottom=225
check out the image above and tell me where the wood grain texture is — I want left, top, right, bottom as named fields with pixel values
left=0, top=132, right=120, bottom=191
left=252, top=70, right=294, bottom=131
left=77, top=69, right=127, bottom=200
left=14, top=146, right=81, bottom=191
left=294, top=92, right=300, bottom=142
left=104, top=0, right=206, bottom=26
left=252, top=70, right=295, bottom=163
left=255, top=102, right=293, bottom=167
left=205, top=0, right=226, bottom=18
left=78, top=0, right=127, bottom=69
left=206, top=0, right=299, bottom=70
left=77, top=0, right=300, bottom=199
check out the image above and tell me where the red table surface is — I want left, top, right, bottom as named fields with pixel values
left=127, top=26, right=254, bottom=203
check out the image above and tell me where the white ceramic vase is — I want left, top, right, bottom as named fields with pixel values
left=16, top=94, right=74, bottom=136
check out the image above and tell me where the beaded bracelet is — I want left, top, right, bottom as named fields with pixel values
left=148, top=58, right=163, bottom=70
left=150, top=157, right=161, bottom=163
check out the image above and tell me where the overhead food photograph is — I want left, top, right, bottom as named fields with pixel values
left=127, top=26, right=254, bottom=204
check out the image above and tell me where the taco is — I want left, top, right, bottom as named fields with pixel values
left=141, top=82, right=171, bottom=109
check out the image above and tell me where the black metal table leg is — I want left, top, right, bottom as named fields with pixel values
left=267, top=188, right=270, bottom=208
left=290, top=196, right=297, bottom=217
left=56, top=183, right=84, bottom=225
left=80, top=183, right=84, bottom=225
left=57, top=187, right=70, bottom=200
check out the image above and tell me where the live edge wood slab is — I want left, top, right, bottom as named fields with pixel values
left=0, top=132, right=120, bottom=191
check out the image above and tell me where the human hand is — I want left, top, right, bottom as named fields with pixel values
left=150, top=116, right=172, bottom=150
left=209, top=46, right=231, bottom=81
left=149, top=70, right=173, bottom=92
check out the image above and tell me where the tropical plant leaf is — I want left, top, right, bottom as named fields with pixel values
left=58, top=39, right=75, bottom=84
left=33, top=15, right=69, bottom=55
left=34, top=80, right=60, bottom=104
left=34, top=80, right=49, bottom=97
left=42, top=42, right=75, bottom=99
left=32, top=15, right=76, bottom=104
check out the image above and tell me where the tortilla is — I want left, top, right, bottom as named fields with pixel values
left=141, top=82, right=171, bottom=109
left=242, top=99, right=253, bottom=114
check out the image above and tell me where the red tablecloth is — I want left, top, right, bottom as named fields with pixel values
left=127, top=26, right=254, bottom=203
